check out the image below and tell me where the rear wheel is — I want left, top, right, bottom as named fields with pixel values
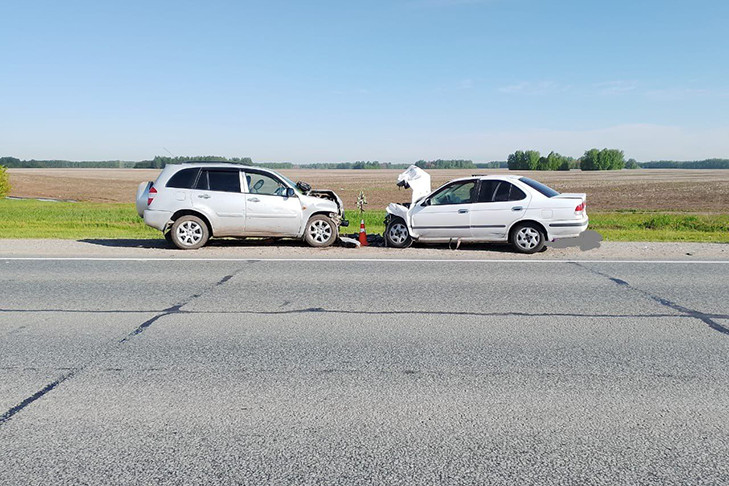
left=170, top=215, right=210, bottom=250
left=385, top=218, right=412, bottom=248
left=510, top=222, right=545, bottom=254
left=304, top=215, right=337, bottom=247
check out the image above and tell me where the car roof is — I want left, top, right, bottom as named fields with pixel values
left=168, top=162, right=266, bottom=171
left=448, top=174, right=524, bottom=183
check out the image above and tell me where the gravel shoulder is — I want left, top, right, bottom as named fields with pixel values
left=0, top=238, right=727, bottom=260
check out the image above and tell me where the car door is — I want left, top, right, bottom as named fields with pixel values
left=410, top=179, right=477, bottom=240
left=191, top=168, right=247, bottom=236
left=242, top=170, right=302, bottom=236
left=469, top=180, right=530, bottom=240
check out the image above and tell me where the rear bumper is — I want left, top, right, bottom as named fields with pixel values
left=548, top=218, right=589, bottom=240
left=143, top=209, right=173, bottom=231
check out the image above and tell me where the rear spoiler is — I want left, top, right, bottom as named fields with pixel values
left=554, top=193, right=586, bottom=200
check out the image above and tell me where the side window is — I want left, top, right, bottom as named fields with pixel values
left=167, top=168, right=200, bottom=189
left=477, top=181, right=500, bottom=203
left=508, top=185, right=527, bottom=201
left=245, top=172, right=287, bottom=196
left=479, top=181, right=527, bottom=203
left=430, top=181, right=477, bottom=206
left=196, top=169, right=241, bottom=192
left=493, top=182, right=511, bottom=202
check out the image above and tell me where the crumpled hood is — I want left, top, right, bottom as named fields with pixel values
left=397, top=165, right=431, bottom=205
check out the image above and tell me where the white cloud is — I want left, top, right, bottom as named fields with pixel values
left=593, top=80, right=638, bottom=96
left=644, top=87, right=722, bottom=100
left=499, top=81, right=571, bottom=95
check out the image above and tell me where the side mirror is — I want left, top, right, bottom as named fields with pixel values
left=285, top=187, right=296, bottom=198
left=421, top=198, right=430, bottom=206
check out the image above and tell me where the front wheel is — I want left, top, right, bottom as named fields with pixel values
left=170, top=215, right=210, bottom=250
left=385, top=218, right=412, bottom=248
left=510, top=223, right=545, bottom=254
left=304, top=215, right=337, bottom=247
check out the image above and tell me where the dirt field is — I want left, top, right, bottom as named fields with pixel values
left=8, top=168, right=729, bottom=212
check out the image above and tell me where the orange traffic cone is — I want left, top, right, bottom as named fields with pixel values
left=358, top=219, right=368, bottom=246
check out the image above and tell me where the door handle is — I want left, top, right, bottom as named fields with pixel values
left=458, top=209, right=469, bottom=214
left=198, top=194, right=211, bottom=199
left=511, top=206, right=523, bottom=211
left=247, top=197, right=260, bottom=203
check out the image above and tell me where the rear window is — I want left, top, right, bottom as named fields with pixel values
left=166, top=168, right=199, bottom=189
left=519, top=177, right=560, bottom=198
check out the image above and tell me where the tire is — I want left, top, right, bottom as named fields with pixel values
left=304, top=214, right=337, bottom=247
left=385, top=218, right=412, bottom=248
left=510, top=222, right=545, bottom=254
left=170, top=215, right=210, bottom=250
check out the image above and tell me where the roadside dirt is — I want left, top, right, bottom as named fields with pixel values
left=8, top=168, right=729, bottom=212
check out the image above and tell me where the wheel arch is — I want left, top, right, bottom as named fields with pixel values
left=508, top=219, right=549, bottom=242
left=170, top=209, right=214, bottom=236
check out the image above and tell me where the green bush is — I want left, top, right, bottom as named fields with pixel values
left=0, top=165, right=10, bottom=197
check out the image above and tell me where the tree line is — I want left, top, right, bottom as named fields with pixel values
left=3, top=154, right=729, bottom=171
left=639, top=159, right=729, bottom=169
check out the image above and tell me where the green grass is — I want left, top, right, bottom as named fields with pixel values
left=2, top=199, right=728, bottom=242
left=0, top=199, right=158, bottom=239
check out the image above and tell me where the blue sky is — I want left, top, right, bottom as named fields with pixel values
left=1, top=0, right=727, bottom=162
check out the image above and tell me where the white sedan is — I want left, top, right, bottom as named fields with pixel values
left=384, top=166, right=588, bottom=253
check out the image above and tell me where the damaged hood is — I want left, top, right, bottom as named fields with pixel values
left=396, top=165, right=431, bottom=205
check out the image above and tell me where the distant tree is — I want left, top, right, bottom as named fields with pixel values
left=639, top=159, right=729, bottom=169
left=507, top=150, right=541, bottom=170
left=415, top=159, right=475, bottom=169
left=581, top=148, right=625, bottom=170
left=0, top=165, right=11, bottom=197
left=625, top=158, right=640, bottom=169
left=475, top=161, right=508, bottom=169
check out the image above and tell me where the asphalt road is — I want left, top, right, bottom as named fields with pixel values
left=1, top=258, right=728, bottom=484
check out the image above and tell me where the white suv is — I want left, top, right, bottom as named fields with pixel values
left=136, top=163, right=348, bottom=249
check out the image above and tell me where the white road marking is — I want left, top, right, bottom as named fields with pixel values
left=1, top=257, right=729, bottom=264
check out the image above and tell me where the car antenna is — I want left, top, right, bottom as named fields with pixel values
left=163, top=147, right=176, bottom=157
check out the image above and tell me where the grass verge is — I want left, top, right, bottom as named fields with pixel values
left=1, top=199, right=728, bottom=242
left=0, top=199, right=158, bottom=239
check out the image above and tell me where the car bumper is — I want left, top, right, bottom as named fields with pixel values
left=548, top=217, right=589, bottom=240
left=143, top=209, right=173, bottom=231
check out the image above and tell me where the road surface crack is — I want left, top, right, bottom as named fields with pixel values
left=0, top=269, right=244, bottom=427
left=571, top=262, right=729, bottom=336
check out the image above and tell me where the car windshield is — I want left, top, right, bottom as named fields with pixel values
left=519, top=177, right=560, bottom=198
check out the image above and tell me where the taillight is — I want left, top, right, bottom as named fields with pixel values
left=147, top=186, right=157, bottom=206
left=575, top=202, right=585, bottom=212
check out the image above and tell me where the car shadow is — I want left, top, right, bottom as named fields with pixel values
left=79, top=239, right=169, bottom=249
left=78, top=237, right=312, bottom=250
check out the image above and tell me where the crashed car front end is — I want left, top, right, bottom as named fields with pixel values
left=384, top=165, right=432, bottom=242
left=295, top=181, right=349, bottom=228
